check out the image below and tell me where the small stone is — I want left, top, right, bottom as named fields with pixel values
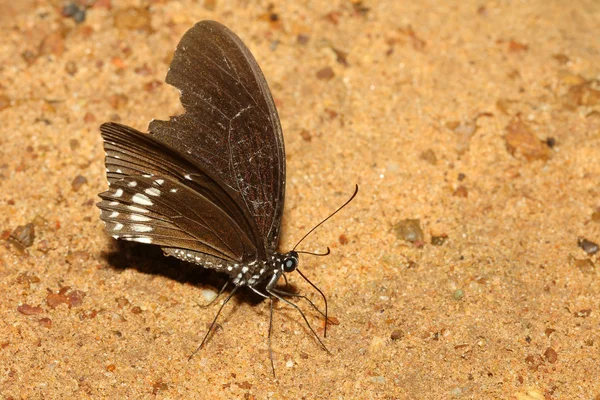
left=508, top=40, right=528, bottom=53
left=578, top=238, right=599, bottom=255
left=21, top=50, right=38, bottom=65
left=562, top=79, right=600, bottom=109
left=83, top=112, right=96, bottom=124
left=65, top=250, right=90, bottom=266
left=39, top=318, right=52, bottom=328
left=453, top=289, right=464, bottom=300
left=453, top=185, right=468, bottom=198
left=431, top=234, right=448, bottom=246
left=552, top=54, right=569, bottom=65
left=316, top=66, right=335, bottom=81
left=285, top=360, right=294, bottom=368
left=67, top=290, right=86, bottom=307
left=73, top=8, right=86, bottom=23
left=393, top=219, right=423, bottom=243
left=332, top=47, right=349, bottom=66
left=69, top=139, right=80, bottom=150
left=131, top=306, right=142, bottom=314
left=201, top=288, right=217, bottom=303
left=544, top=328, right=555, bottom=337
left=16, top=272, right=41, bottom=286
left=419, top=149, right=437, bottom=165
left=47, top=287, right=85, bottom=309
left=338, top=234, right=349, bottom=245
left=574, top=309, right=592, bottom=318
left=17, top=304, right=44, bottom=315
left=62, top=3, right=79, bottom=17
left=152, top=381, right=168, bottom=395
left=115, top=297, right=130, bottom=308
left=545, top=137, right=556, bottom=148
left=10, top=223, right=35, bottom=248
left=525, top=354, right=544, bottom=371
left=71, top=175, right=88, bottom=192
left=143, top=80, right=162, bottom=93
left=544, top=347, right=557, bottom=363
left=47, top=293, right=69, bottom=308
left=504, top=119, right=551, bottom=161
left=299, top=129, right=312, bottom=142
left=297, top=34, right=309, bottom=45
left=390, top=329, right=404, bottom=340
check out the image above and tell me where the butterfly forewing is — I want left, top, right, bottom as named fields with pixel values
left=148, top=21, right=285, bottom=256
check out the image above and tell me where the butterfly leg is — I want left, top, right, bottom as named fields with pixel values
left=248, top=285, right=277, bottom=377
left=188, top=285, right=239, bottom=360
left=265, top=273, right=331, bottom=355
left=270, top=288, right=328, bottom=322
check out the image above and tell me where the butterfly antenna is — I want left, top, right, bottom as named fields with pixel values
left=296, top=247, right=331, bottom=257
left=292, top=184, right=359, bottom=251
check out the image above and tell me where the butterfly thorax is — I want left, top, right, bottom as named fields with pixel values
left=229, top=250, right=298, bottom=288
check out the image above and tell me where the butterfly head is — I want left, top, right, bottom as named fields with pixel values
left=281, top=250, right=299, bottom=273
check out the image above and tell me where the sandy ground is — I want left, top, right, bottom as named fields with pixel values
left=1, top=0, right=599, bottom=398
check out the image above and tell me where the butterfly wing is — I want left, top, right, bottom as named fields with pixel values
left=98, top=122, right=259, bottom=264
left=148, top=20, right=285, bottom=256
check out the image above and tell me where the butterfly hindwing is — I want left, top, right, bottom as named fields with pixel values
left=98, top=174, right=255, bottom=262
left=98, top=124, right=260, bottom=262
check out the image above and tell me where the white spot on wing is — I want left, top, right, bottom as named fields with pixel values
left=184, top=174, right=192, bottom=180
left=154, top=179, right=164, bottom=185
left=109, top=211, right=119, bottom=218
left=131, top=237, right=152, bottom=244
left=130, top=214, right=150, bottom=222
left=128, top=205, right=148, bottom=213
left=145, top=187, right=161, bottom=197
left=113, top=223, right=123, bottom=231
left=114, top=188, right=123, bottom=198
left=170, top=188, right=178, bottom=193
left=131, top=224, right=153, bottom=233
left=132, top=193, right=153, bottom=206
left=128, top=181, right=138, bottom=187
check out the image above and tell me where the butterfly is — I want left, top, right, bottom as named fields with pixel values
left=97, top=20, right=357, bottom=374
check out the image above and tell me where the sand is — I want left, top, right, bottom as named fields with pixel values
left=1, top=0, right=599, bottom=398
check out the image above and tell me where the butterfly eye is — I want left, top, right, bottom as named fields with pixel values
left=282, top=256, right=298, bottom=272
